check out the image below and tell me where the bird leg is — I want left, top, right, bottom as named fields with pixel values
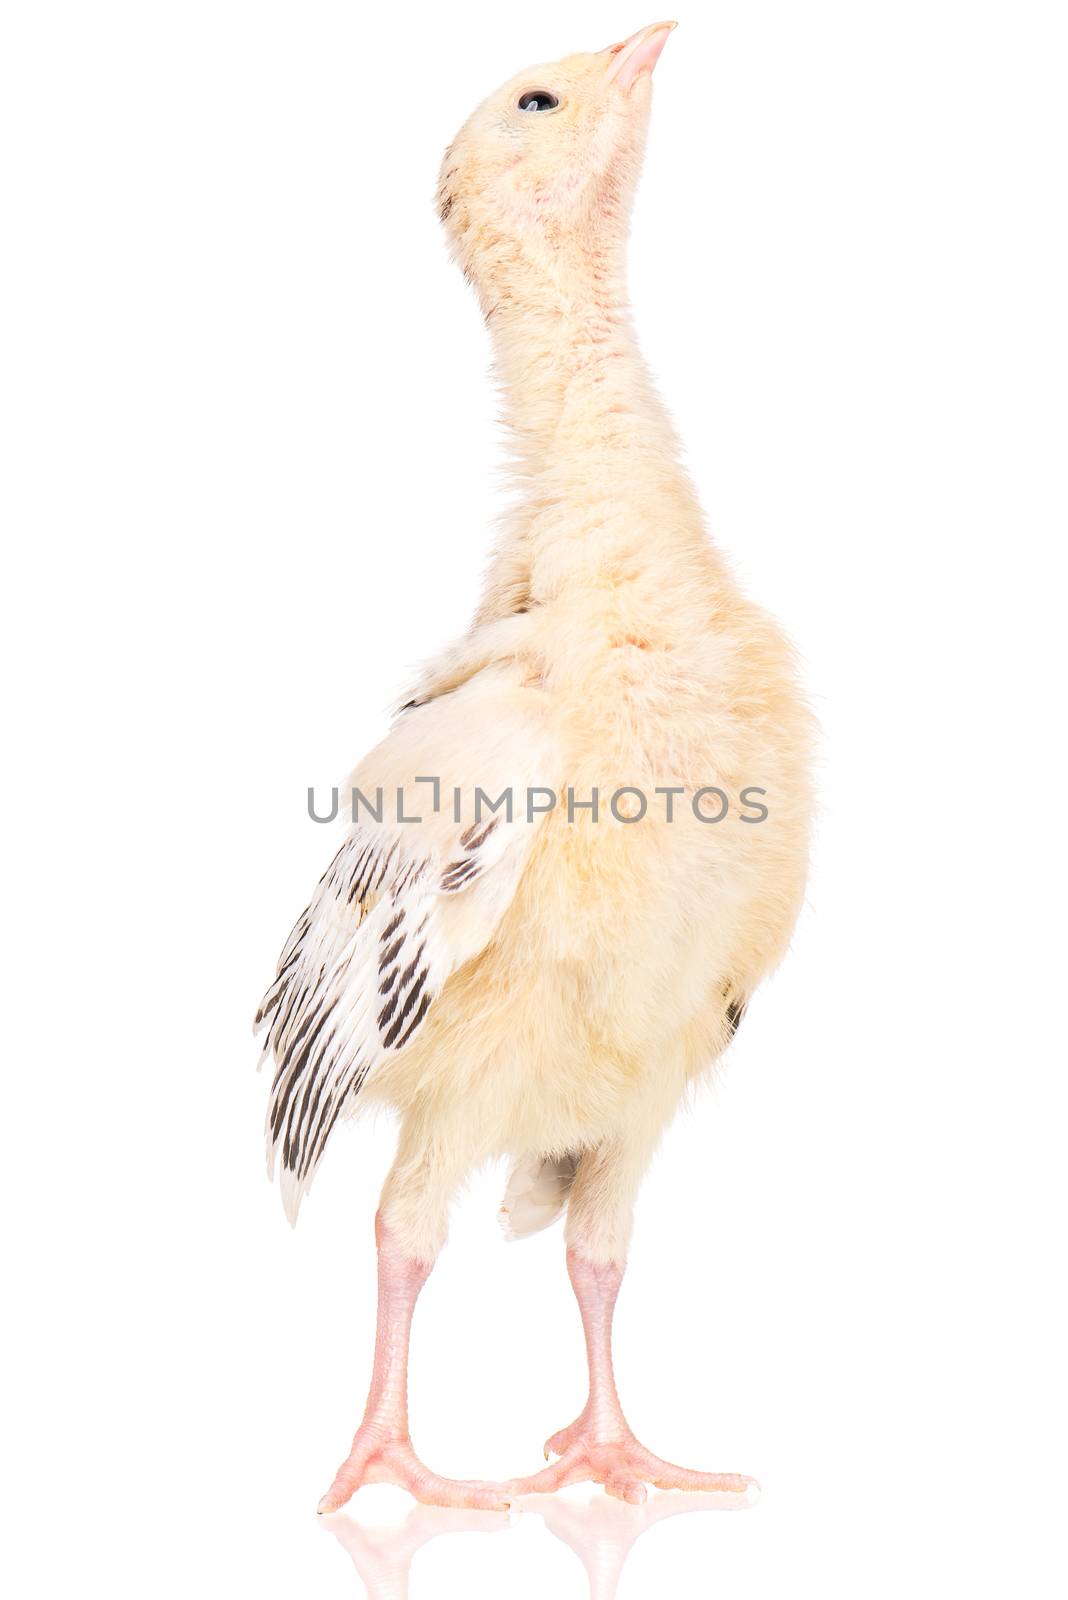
left=505, top=1248, right=757, bottom=1506
left=317, top=1213, right=510, bottom=1514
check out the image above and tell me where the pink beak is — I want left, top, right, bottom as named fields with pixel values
left=602, top=21, right=677, bottom=91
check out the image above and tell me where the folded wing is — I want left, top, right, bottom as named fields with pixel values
left=255, top=674, right=554, bottom=1222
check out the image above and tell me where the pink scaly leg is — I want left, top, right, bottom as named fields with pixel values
left=506, top=1248, right=758, bottom=1506
left=317, top=1214, right=510, bottom=1514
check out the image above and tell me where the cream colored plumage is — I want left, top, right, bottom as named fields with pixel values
left=258, top=24, right=812, bottom=1511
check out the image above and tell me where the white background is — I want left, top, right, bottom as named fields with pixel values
left=3, top=3, right=1066, bottom=1596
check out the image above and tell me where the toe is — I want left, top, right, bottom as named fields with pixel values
left=543, top=1425, right=575, bottom=1458
left=317, top=1478, right=354, bottom=1515
left=419, top=1480, right=510, bottom=1512
left=605, top=1476, right=648, bottom=1506
left=648, top=1465, right=758, bottom=1496
left=317, top=1438, right=512, bottom=1513
left=382, top=1445, right=511, bottom=1511
left=506, top=1448, right=591, bottom=1497
left=317, top=1453, right=369, bottom=1514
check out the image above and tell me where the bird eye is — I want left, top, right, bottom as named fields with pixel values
left=517, top=90, right=559, bottom=113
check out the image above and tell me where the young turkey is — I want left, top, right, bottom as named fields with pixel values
left=257, top=21, right=812, bottom=1512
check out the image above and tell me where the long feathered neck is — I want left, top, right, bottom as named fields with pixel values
left=475, top=240, right=705, bottom=620
left=487, top=242, right=677, bottom=484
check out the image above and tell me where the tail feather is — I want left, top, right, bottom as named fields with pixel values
left=499, top=1152, right=579, bottom=1240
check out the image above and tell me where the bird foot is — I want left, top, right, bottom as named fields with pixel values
left=507, top=1420, right=758, bottom=1507
left=317, top=1429, right=511, bottom=1514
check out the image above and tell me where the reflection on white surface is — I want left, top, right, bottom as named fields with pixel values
left=325, top=1490, right=752, bottom=1600
left=519, top=1492, right=751, bottom=1600
left=325, top=1505, right=508, bottom=1600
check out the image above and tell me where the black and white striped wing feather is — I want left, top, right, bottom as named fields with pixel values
left=255, top=813, right=515, bottom=1223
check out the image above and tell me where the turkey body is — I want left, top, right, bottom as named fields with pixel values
left=361, top=495, right=811, bottom=1258
left=260, top=25, right=813, bottom=1513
